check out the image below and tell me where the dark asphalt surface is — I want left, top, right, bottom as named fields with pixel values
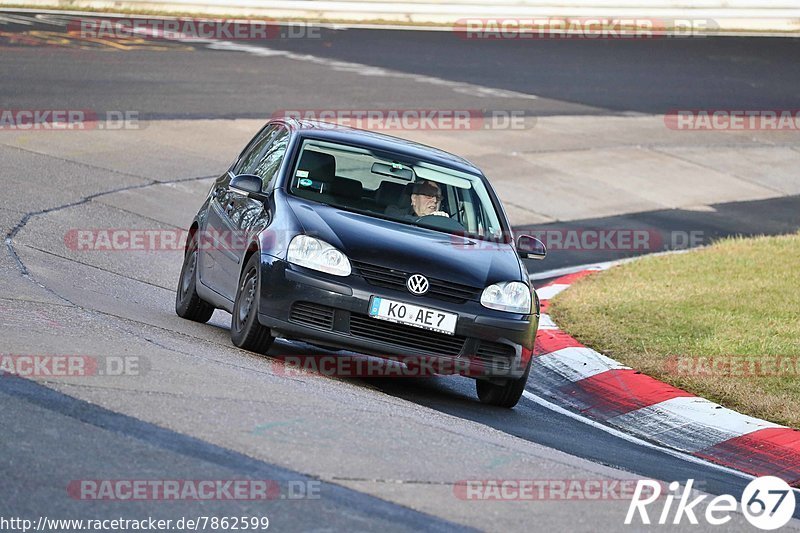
left=0, top=377, right=472, bottom=533
left=2, top=9, right=800, bottom=529
left=1, top=12, right=799, bottom=118
left=523, top=193, right=800, bottom=274
left=255, top=27, right=800, bottom=115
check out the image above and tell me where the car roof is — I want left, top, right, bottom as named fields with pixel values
left=276, top=118, right=484, bottom=177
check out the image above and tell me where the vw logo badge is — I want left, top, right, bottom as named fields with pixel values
left=407, top=274, right=429, bottom=295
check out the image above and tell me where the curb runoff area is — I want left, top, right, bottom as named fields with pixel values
left=532, top=266, right=800, bottom=487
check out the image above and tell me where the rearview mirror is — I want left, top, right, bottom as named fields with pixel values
left=229, top=174, right=269, bottom=201
left=371, top=162, right=414, bottom=180
left=516, top=234, right=546, bottom=260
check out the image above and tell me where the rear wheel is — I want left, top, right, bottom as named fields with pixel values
left=231, top=253, right=274, bottom=354
left=475, top=356, right=532, bottom=408
left=175, top=232, right=215, bottom=323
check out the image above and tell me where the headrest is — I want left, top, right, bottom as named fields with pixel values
left=297, top=150, right=336, bottom=182
left=375, top=181, right=407, bottom=207
left=331, top=176, right=363, bottom=199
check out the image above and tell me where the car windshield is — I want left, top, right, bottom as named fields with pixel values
left=288, top=139, right=506, bottom=242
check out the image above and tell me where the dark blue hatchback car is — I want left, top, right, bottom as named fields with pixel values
left=176, top=119, right=546, bottom=407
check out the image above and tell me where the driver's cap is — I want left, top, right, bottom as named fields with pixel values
left=411, top=180, right=441, bottom=197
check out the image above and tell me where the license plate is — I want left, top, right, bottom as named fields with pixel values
left=368, top=296, right=457, bottom=335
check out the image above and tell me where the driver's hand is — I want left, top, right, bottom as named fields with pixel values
left=430, top=211, right=449, bottom=218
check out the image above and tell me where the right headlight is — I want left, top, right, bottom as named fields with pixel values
left=480, top=281, right=532, bottom=314
left=287, top=235, right=351, bottom=277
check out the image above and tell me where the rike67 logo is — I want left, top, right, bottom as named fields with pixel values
left=626, top=477, right=796, bottom=530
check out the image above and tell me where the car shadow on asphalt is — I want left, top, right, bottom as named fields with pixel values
left=522, top=194, right=800, bottom=275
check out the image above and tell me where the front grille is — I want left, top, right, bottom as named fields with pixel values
left=349, top=314, right=466, bottom=357
left=352, top=261, right=480, bottom=303
left=474, top=341, right=516, bottom=371
left=289, top=302, right=335, bottom=331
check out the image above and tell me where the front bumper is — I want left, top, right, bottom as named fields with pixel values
left=257, top=256, right=538, bottom=380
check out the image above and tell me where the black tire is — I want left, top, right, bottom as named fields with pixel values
left=475, top=356, right=532, bottom=408
left=175, top=232, right=215, bottom=323
left=230, top=253, right=274, bottom=353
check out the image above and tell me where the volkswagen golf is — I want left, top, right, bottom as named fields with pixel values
left=176, top=118, right=546, bottom=407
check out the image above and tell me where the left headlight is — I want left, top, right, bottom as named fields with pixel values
left=287, top=235, right=351, bottom=277
left=480, top=281, right=532, bottom=314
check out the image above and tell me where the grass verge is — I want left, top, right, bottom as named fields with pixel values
left=550, top=232, right=800, bottom=428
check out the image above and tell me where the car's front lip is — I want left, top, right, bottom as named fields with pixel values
left=257, top=258, right=538, bottom=379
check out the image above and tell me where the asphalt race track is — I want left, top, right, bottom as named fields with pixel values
left=3, top=15, right=800, bottom=118
left=1, top=10, right=799, bottom=532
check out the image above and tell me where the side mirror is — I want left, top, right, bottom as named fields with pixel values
left=229, top=174, right=269, bottom=201
left=516, top=234, right=546, bottom=260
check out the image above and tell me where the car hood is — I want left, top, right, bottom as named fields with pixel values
left=288, top=199, right=523, bottom=288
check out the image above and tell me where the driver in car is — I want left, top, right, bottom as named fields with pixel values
left=386, top=180, right=449, bottom=219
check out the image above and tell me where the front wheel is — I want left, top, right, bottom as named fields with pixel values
left=231, top=253, right=274, bottom=354
left=475, top=356, right=532, bottom=408
left=175, top=232, right=215, bottom=323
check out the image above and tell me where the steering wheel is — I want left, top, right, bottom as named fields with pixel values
left=414, top=214, right=467, bottom=232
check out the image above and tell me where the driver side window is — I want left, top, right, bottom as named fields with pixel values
left=233, top=125, right=276, bottom=176
left=248, top=127, right=289, bottom=191
left=235, top=125, right=289, bottom=192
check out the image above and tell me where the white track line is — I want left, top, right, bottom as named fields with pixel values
left=530, top=261, right=615, bottom=282
left=201, top=40, right=539, bottom=100
left=534, top=283, right=570, bottom=300
left=529, top=248, right=701, bottom=282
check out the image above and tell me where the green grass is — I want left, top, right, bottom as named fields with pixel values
left=550, top=232, right=800, bottom=428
